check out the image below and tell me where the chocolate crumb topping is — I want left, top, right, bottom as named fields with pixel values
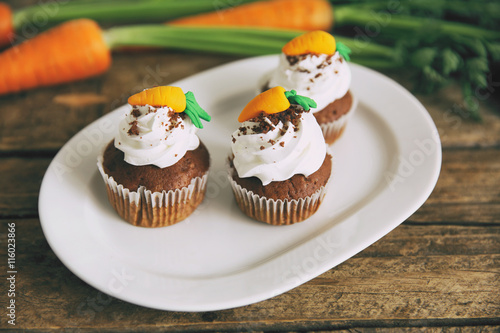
left=131, top=108, right=141, bottom=118
left=260, top=146, right=265, bottom=150
left=286, top=54, right=306, bottom=66
left=280, top=141, right=285, bottom=147
left=127, top=121, right=139, bottom=136
left=164, top=110, right=182, bottom=132
left=317, top=54, right=333, bottom=69
left=239, top=105, right=305, bottom=136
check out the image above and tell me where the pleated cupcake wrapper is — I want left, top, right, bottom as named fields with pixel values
left=97, top=155, right=208, bottom=228
left=228, top=173, right=328, bottom=226
left=319, top=93, right=358, bottom=145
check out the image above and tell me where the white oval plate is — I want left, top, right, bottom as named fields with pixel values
left=39, top=55, right=441, bottom=312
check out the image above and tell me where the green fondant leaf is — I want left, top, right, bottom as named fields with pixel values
left=184, top=91, right=211, bottom=129
left=284, top=90, right=317, bottom=111
left=336, top=41, right=351, bottom=61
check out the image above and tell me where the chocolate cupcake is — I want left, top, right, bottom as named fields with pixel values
left=260, top=31, right=357, bottom=144
left=97, top=86, right=211, bottom=227
left=229, top=86, right=331, bottom=225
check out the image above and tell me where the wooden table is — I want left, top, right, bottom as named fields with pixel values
left=1, top=35, right=500, bottom=333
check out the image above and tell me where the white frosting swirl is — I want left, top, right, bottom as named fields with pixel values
left=115, top=105, right=200, bottom=168
left=265, top=52, right=351, bottom=111
left=231, top=109, right=326, bottom=185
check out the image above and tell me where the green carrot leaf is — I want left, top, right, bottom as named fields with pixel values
left=441, top=48, right=461, bottom=75
left=462, top=82, right=482, bottom=121
left=411, top=47, right=438, bottom=68
left=466, top=57, right=489, bottom=74
left=485, top=42, right=500, bottom=62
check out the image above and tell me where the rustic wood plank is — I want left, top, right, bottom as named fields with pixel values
left=408, top=203, right=500, bottom=225
left=420, top=148, right=500, bottom=206
left=407, top=148, right=500, bottom=225
left=0, top=78, right=104, bottom=152
left=0, top=158, right=51, bottom=217
left=1, top=219, right=498, bottom=331
left=11, top=324, right=500, bottom=333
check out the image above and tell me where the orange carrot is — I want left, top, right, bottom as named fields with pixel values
left=0, top=19, right=111, bottom=95
left=238, top=86, right=290, bottom=122
left=0, top=3, right=13, bottom=48
left=282, top=30, right=336, bottom=56
left=128, top=86, right=187, bottom=111
left=170, top=0, right=333, bottom=31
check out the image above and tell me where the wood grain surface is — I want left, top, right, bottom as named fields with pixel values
left=0, top=1, right=499, bottom=331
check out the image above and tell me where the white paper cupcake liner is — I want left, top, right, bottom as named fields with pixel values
left=97, top=155, right=208, bottom=227
left=318, top=92, right=358, bottom=145
left=228, top=174, right=328, bottom=226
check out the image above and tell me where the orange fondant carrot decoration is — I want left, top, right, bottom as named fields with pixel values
left=128, top=86, right=211, bottom=129
left=0, top=3, right=13, bottom=47
left=0, top=19, right=111, bottom=95
left=128, top=86, right=186, bottom=111
left=239, top=87, right=317, bottom=122
left=282, top=30, right=336, bottom=56
left=170, top=0, right=333, bottom=31
left=238, top=87, right=290, bottom=122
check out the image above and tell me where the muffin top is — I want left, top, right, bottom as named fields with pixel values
left=115, top=86, right=210, bottom=168
left=231, top=87, right=326, bottom=185
left=265, top=31, right=352, bottom=111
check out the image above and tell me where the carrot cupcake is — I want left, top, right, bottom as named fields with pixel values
left=97, top=86, right=211, bottom=227
left=261, top=31, right=355, bottom=144
left=229, top=86, right=331, bottom=225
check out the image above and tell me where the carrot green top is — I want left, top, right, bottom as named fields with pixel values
left=238, top=86, right=317, bottom=122
left=128, top=86, right=210, bottom=128
left=282, top=30, right=351, bottom=61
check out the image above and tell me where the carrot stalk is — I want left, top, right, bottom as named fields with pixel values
left=0, top=19, right=110, bottom=95
left=170, top=0, right=333, bottom=31
left=105, top=25, right=395, bottom=60
left=333, top=5, right=500, bottom=40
